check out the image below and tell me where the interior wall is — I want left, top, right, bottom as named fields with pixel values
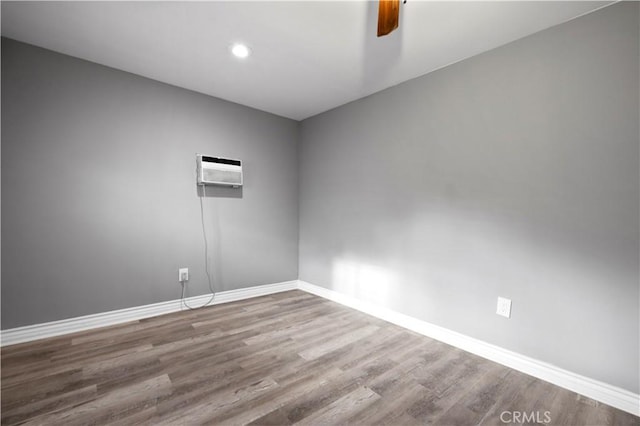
left=299, top=2, right=639, bottom=393
left=1, top=37, right=299, bottom=329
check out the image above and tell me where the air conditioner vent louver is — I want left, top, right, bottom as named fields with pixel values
left=196, top=154, right=242, bottom=187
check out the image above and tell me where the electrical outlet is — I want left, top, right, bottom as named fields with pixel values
left=496, top=297, right=511, bottom=318
left=178, top=268, right=189, bottom=283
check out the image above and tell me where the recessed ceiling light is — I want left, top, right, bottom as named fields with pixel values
left=231, top=43, right=250, bottom=59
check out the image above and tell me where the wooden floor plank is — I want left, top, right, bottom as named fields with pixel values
left=296, top=386, right=381, bottom=425
left=1, top=290, right=637, bottom=425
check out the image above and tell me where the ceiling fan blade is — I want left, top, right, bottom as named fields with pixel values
left=377, top=0, right=400, bottom=37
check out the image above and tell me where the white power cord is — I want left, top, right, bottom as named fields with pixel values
left=180, top=182, right=216, bottom=310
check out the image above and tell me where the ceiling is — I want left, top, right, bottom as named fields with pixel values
left=2, top=1, right=613, bottom=121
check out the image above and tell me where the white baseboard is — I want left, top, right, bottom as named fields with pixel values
left=0, top=280, right=298, bottom=347
left=2, top=278, right=637, bottom=416
left=297, top=280, right=640, bottom=417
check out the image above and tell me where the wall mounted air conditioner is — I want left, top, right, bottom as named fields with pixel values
left=196, top=154, right=243, bottom=187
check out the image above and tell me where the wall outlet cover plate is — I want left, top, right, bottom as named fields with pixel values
left=497, top=297, right=512, bottom=318
left=179, top=268, right=189, bottom=282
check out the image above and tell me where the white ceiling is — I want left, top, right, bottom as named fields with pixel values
left=2, top=1, right=612, bottom=121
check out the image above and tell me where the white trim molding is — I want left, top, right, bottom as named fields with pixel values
left=0, top=280, right=298, bottom=347
left=2, top=278, right=637, bottom=416
left=297, top=280, right=640, bottom=417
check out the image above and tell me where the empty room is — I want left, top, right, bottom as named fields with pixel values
left=1, top=1, right=638, bottom=425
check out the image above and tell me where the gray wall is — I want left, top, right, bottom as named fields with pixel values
left=2, top=37, right=299, bottom=329
left=299, top=2, right=639, bottom=393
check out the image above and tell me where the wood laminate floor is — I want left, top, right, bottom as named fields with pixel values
left=1, top=290, right=638, bottom=425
